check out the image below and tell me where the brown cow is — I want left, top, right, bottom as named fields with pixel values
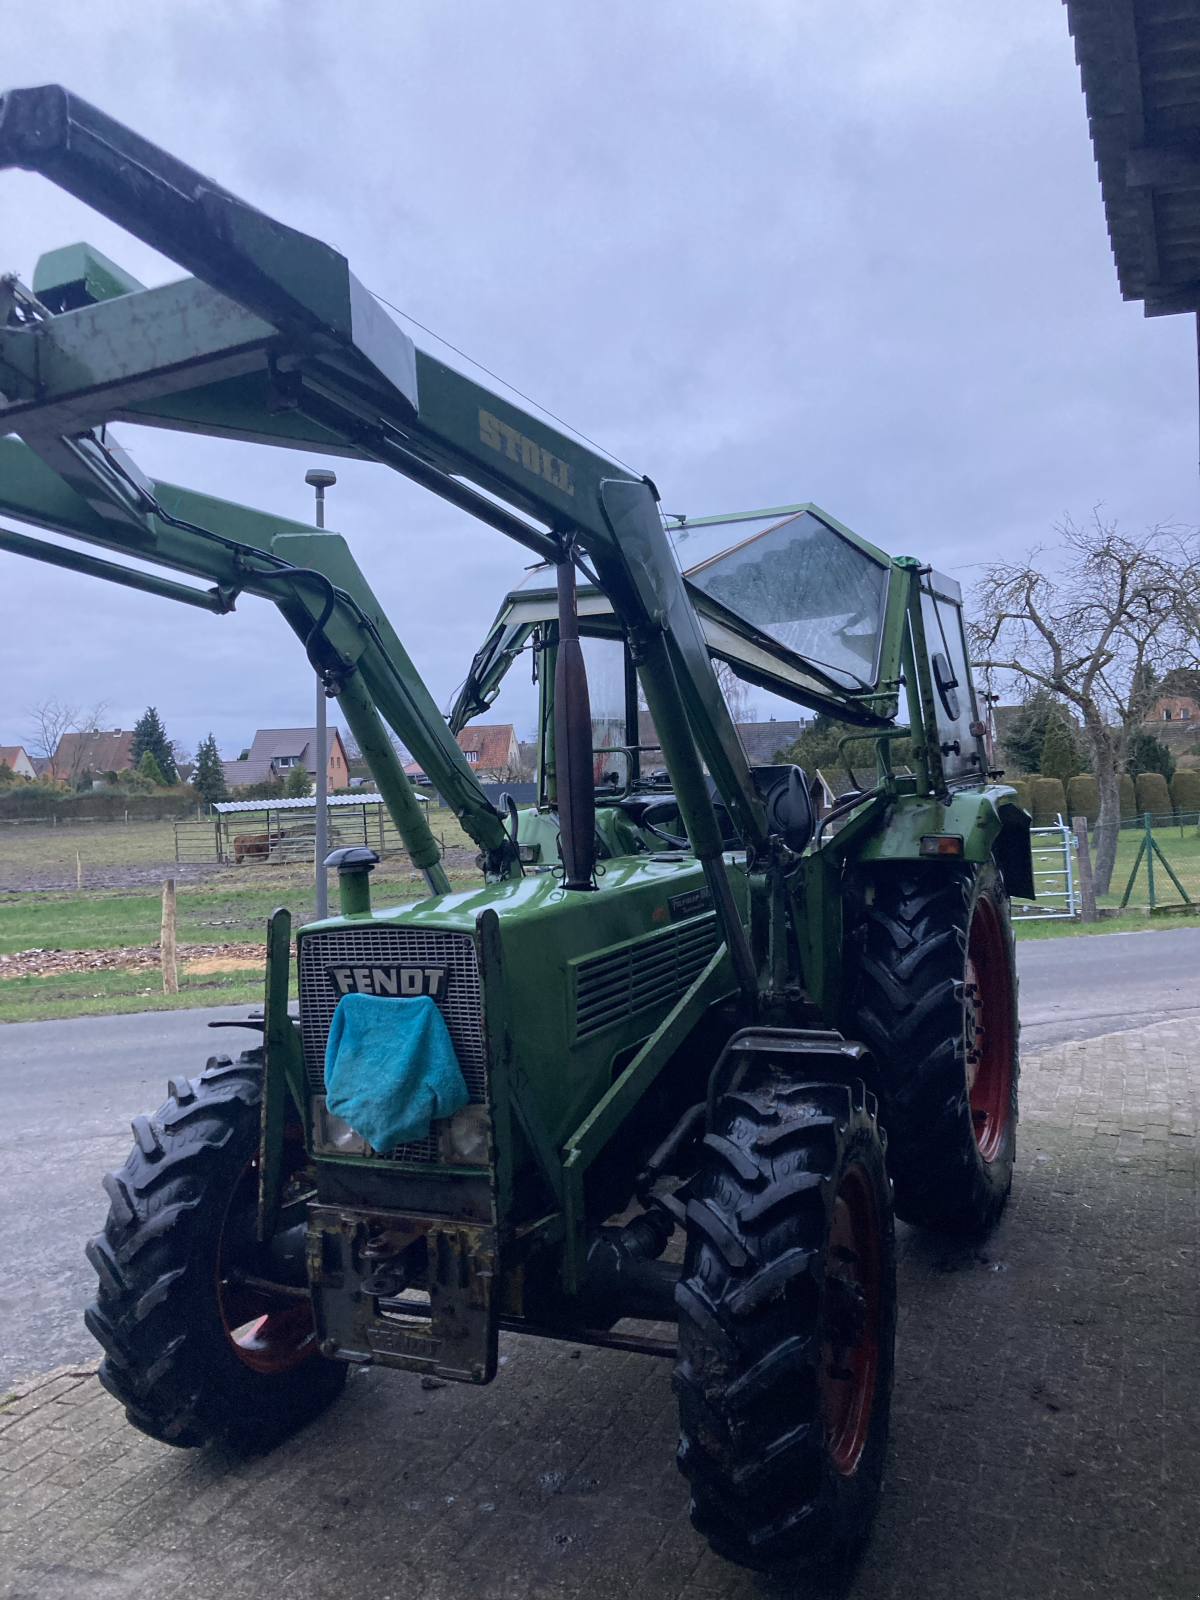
left=232, top=831, right=281, bottom=864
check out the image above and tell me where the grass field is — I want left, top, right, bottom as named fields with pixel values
left=0, top=811, right=479, bottom=879
left=0, top=966, right=274, bottom=1025
left=0, top=876, right=485, bottom=955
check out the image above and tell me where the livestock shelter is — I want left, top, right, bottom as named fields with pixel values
left=173, top=792, right=427, bottom=866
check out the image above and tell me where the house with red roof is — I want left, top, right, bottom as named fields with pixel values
left=0, top=745, right=36, bottom=779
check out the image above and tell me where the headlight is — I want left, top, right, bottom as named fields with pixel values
left=312, top=1095, right=372, bottom=1156
left=439, top=1103, right=491, bottom=1166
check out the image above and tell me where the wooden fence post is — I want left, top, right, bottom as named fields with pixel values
left=1072, top=816, right=1096, bottom=922
left=161, top=878, right=179, bottom=994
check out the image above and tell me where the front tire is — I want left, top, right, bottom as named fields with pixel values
left=85, top=1050, right=346, bottom=1448
left=847, top=861, right=1019, bottom=1234
left=674, top=1073, right=896, bottom=1575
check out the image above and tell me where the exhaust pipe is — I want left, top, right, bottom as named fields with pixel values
left=555, top=555, right=596, bottom=891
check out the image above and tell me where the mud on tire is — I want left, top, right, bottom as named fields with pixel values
left=674, top=1075, right=896, bottom=1575
left=85, top=1051, right=346, bottom=1449
left=845, top=860, right=1019, bottom=1234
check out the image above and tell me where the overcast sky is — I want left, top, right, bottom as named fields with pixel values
left=2, top=1, right=1196, bottom=760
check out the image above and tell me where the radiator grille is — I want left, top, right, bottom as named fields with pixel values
left=573, top=915, right=720, bottom=1041
left=299, top=927, right=485, bottom=1163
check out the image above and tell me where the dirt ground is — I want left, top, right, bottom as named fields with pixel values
left=0, top=944, right=268, bottom=978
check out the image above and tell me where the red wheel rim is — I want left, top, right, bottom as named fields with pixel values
left=820, top=1163, right=881, bottom=1476
left=216, top=1150, right=318, bottom=1376
left=964, top=892, right=1014, bottom=1163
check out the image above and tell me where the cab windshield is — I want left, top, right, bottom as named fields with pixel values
left=679, top=510, right=889, bottom=690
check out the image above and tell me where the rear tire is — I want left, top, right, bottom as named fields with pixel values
left=846, top=861, right=1019, bottom=1234
left=85, top=1051, right=346, bottom=1449
left=674, top=1073, right=895, bottom=1575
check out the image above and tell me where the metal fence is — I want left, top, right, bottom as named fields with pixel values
left=1104, top=810, right=1198, bottom=911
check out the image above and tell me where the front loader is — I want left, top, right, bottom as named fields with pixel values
left=0, top=85, right=1033, bottom=1576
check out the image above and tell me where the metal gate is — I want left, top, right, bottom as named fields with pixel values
left=1012, top=817, right=1078, bottom=920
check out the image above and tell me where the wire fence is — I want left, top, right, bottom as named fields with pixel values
left=1095, top=810, right=1199, bottom=912
left=1013, top=810, right=1199, bottom=917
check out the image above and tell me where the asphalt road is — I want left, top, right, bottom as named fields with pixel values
left=0, top=1004, right=283, bottom=1389
left=1, top=927, right=1197, bottom=1389
left=1015, top=923, right=1200, bottom=1049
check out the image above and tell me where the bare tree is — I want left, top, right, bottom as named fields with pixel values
left=26, top=698, right=109, bottom=785
left=970, top=515, right=1199, bottom=894
left=27, top=698, right=79, bottom=772
left=715, top=660, right=752, bottom=725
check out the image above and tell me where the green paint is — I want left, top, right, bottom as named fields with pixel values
left=258, top=907, right=297, bottom=1243
left=33, top=241, right=145, bottom=305
left=336, top=866, right=374, bottom=917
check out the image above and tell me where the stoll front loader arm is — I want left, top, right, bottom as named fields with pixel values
left=0, top=83, right=767, bottom=991
left=1, top=86, right=1034, bottom=1577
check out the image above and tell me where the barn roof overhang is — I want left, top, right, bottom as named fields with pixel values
left=1065, top=0, right=1200, bottom=317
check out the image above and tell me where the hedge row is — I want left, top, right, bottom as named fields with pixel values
left=1006, top=770, right=1200, bottom=825
left=0, top=787, right=202, bottom=822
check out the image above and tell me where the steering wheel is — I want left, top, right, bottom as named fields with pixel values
left=637, top=800, right=690, bottom=850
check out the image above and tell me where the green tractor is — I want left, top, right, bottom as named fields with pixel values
left=0, top=85, right=1032, bottom=1576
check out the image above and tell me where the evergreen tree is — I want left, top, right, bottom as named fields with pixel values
left=1000, top=689, right=1058, bottom=774
left=131, top=707, right=177, bottom=784
left=1038, top=717, right=1082, bottom=784
left=1002, top=690, right=1088, bottom=778
left=776, top=713, right=911, bottom=778
left=1125, top=729, right=1176, bottom=782
left=193, top=734, right=228, bottom=808
left=138, top=750, right=166, bottom=786
left=283, top=761, right=313, bottom=798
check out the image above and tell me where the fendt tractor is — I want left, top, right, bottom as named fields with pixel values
left=0, top=87, right=1032, bottom=1575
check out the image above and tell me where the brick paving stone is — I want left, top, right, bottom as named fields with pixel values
left=1, top=1019, right=1197, bottom=1599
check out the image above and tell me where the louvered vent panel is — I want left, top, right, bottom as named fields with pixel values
left=573, top=916, right=720, bottom=1040
left=298, top=927, right=484, bottom=1163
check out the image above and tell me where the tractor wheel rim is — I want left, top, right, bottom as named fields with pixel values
left=216, top=1154, right=318, bottom=1376
left=820, top=1162, right=881, bottom=1476
left=965, top=891, right=1014, bottom=1163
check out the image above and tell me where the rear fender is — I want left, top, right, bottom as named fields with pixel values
left=848, top=785, right=1033, bottom=895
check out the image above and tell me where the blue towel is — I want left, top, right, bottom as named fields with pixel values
left=324, top=993, right=469, bottom=1152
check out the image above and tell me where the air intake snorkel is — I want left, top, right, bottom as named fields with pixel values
left=324, top=846, right=379, bottom=917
